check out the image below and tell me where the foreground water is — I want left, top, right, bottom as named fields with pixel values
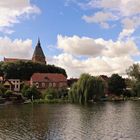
left=0, top=101, right=140, bottom=140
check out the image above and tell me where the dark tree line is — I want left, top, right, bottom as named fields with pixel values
left=0, top=61, right=67, bottom=80
left=108, top=74, right=126, bottom=96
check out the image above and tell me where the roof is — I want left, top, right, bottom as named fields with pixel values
left=99, top=75, right=109, bottom=81
left=3, top=80, right=14, bottom=86
left=4, top=57, right=30, bottom=62
left=32, top=39, right=45, bottom=59
left=31, top=73, right=67, bottom=82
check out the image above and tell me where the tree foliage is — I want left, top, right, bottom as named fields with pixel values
left=108, top=74, right=126, bottom=96
left=132, top=82, right=140, bottom=97
left=0, top=61, right=67, bottom=80
left=126, top=64, right=140, bottom=97
left=43, top=88, right=68, bottom=100
left=21, top=85, right=41, bottom=100
left=44, top=88, right=58, bottom=100
left=68, top=73, right=105, bottom=104
left=126, top=63, right=140, bottom=81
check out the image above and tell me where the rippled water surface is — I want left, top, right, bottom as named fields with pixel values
left=0, top=101, right=140, bottom=140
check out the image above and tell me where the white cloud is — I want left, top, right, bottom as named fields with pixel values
left=47, top=34, right=140, bottom=78
left=119, top=29, right=134, bottom=40
left=88, top=0, right=140, bottom=17
left=82, top=11, right=117, bottom=28
left=82, top=0, right=140, bottom=32
left=121, top=17, right=140, bottom=30
left=57, top=35, right=139, bottom=58
left=0, top=36, right=33, bottom=59
left=0, top=0, right=40, bottom=33
left=98, top=39, right=139, bottom=57
left=49, top=53, right=134, bottom=78
left=57, top=35, right=104, bottom=56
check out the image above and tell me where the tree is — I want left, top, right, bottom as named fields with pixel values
left=126, top=64, right=140, bottom=81
left=68, top=73, right=105, bottom=104
left=43, top=88, right=58, bottom=100
left=126, top=64, right=140, bottom=97
left=108, top=74, right=126, bottom=96
left=4, top=90, right=13, bottom=99
left=0, top=84, right=7, bottom=94
left=132, top=82, right=140, bottom=97
left=21, top=85, right=41, bottom=100
left=1, top=61, right=67, bottom=80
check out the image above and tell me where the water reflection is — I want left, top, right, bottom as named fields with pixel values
left=0, top=101, right=139, bottom=140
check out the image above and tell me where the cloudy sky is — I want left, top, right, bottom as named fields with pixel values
left=0, top=0, right=140, bottom=78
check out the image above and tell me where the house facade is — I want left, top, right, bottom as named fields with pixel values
left=3, top=79, right=21, bottom=92
left=30, top=73, right=67, bottom=91
left=8, top=79, right=21, bottom=92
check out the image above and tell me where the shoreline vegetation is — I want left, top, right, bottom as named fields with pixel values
left=1, top=63, right=140, bottom=105
left=1, top=96, right=140, bottom=106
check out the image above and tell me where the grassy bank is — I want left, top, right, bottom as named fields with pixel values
left=32, top=99, right=70, bottom=104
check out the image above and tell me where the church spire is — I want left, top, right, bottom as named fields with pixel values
left=32, top=38, right=46, bottom=64
left=37, top=37, right=41, bottom=46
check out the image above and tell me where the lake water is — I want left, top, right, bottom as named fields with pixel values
left=0, top=101, right=140, bottom=140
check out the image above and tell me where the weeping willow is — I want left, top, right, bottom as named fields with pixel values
left=68, top=73, right=105, bottom=104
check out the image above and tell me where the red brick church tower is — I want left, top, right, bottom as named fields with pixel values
left=32, top=39, right=46, bottom=64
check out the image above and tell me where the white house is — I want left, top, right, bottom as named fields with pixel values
left=8, top=79, right=21, bottom=92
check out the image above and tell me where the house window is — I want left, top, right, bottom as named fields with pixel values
left=35, top=82, right=39, bottom=88
left=53, top=83, right=56, bottom=87
left=49, top=83, right=52, bottom=87
left=42, top=82, right=46, bottom=88
left=59, top=82, right=61, bottom=87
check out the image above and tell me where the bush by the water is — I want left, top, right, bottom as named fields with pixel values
left=21, top=85, right=41, bottom=100
left=43, top=88, right=68, bottom=100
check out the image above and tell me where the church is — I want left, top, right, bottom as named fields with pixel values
left=2, top=39, right=68, bottom=92
left=4, top=39, right=46, bottom=64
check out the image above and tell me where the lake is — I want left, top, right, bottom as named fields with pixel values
left=0, top=101, right=140, bottom=140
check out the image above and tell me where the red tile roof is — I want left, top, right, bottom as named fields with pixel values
left=4, top=57, right=30, bottom=62
left=31, top=73, right=67, bottom=82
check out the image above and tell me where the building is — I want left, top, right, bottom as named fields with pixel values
left=3, top=79, right=21, bottom=92
left=8, top=79, right=21, bottom=92
left=3, top=80, right=14, bottom=91
left=30, top=73, right=67, bottom=91
left=4, top=38, right=46, bottom=64
left=4, top=58, right=30, bottom=63
left=0, top=77, right=3, bottom=84
left=32, top=39, right=46, bottom=64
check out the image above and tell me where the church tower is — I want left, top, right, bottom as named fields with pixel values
left=32, top=39, right=46, bottom=64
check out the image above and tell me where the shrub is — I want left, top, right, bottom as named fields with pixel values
left=44, top=88, right=58, bottom=100
left=5, top=90, right=13, bottom=98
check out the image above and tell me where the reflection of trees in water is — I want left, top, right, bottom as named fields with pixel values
left=0, top=103, right=140, bottom=139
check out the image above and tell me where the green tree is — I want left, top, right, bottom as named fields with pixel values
left=68, top=73, right=105, bottom=104
left=21, top=85, right=41, bottom=100
left=43, top=88, right=59, bottom=100
left=4, top=90, right=13, bottom=99
left=132, top=82, right=140, bottom=97
left=108, top=74, right=126, bottom=96
left=126, top=64, right=140, bottom=81
left=0, top=84, right=7, bottom=96
left=1, top=61, right=67, bottom=80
